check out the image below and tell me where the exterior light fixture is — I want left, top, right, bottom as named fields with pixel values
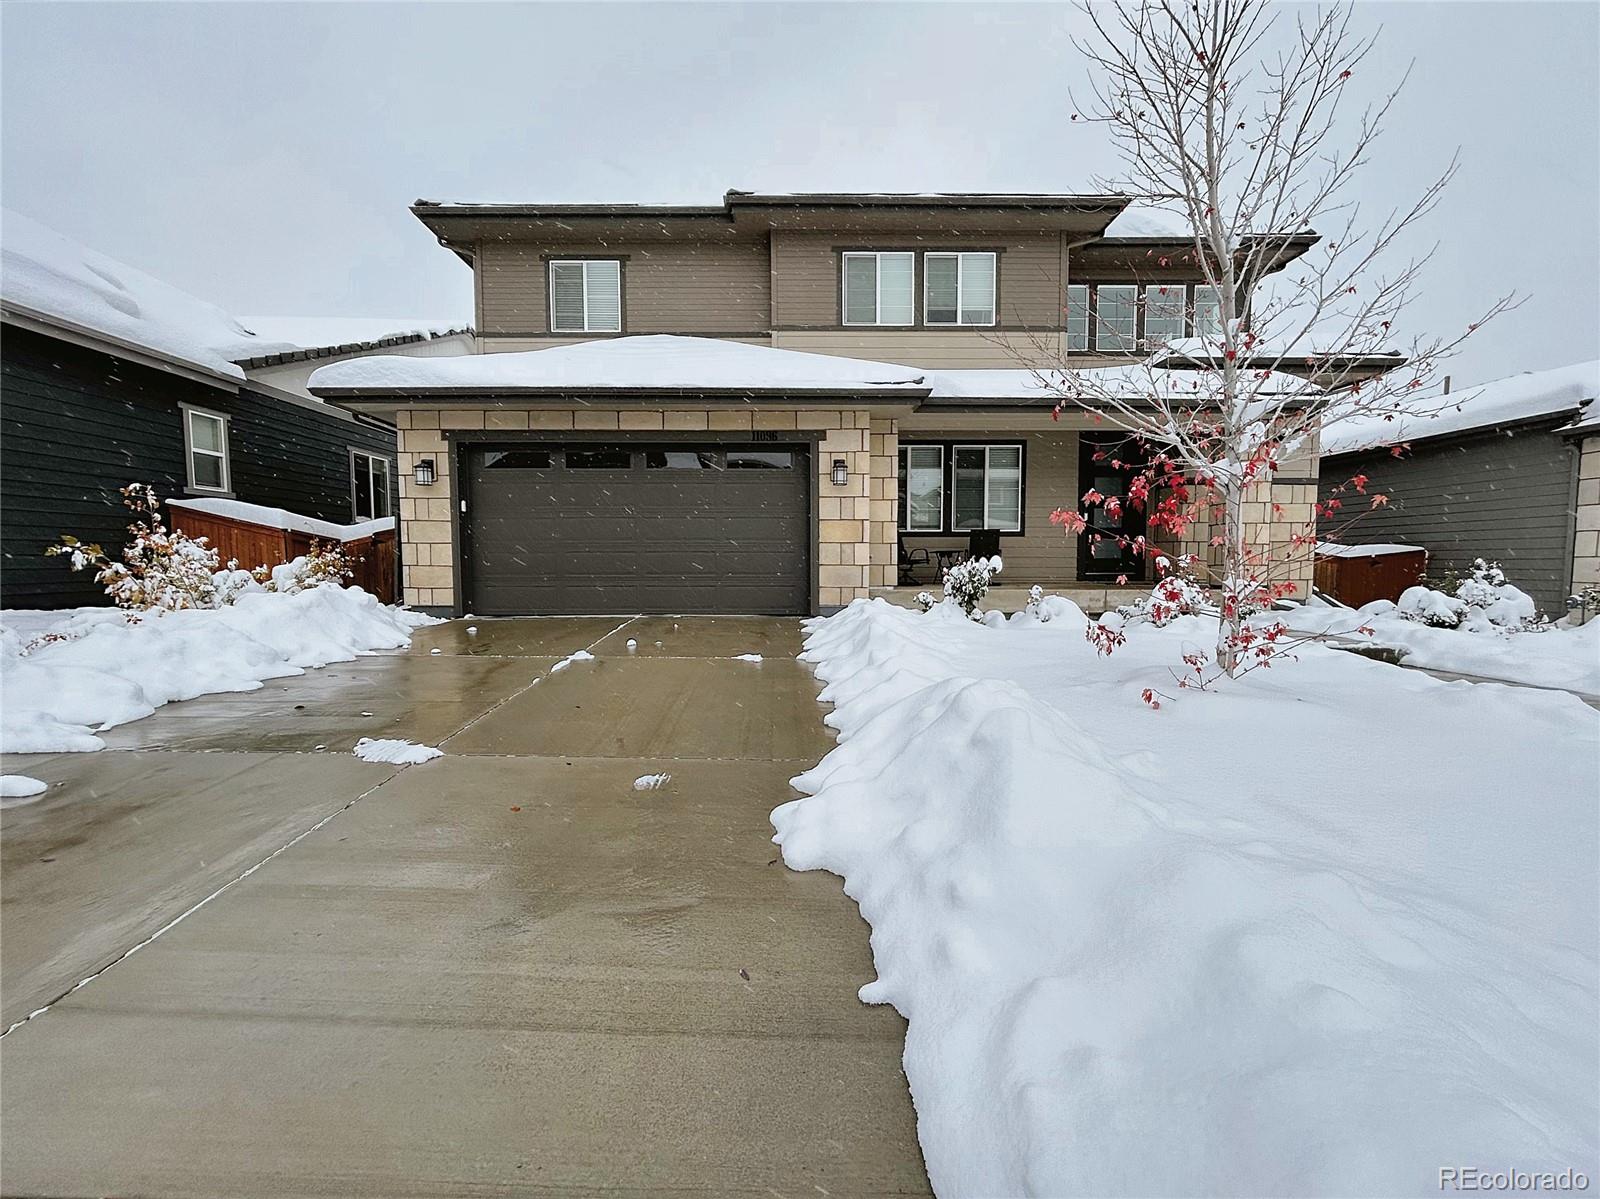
left=414, top=458, right=437, bottom=487
left=831, top=458, right=848, bottom=487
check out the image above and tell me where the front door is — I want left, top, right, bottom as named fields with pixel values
left=1076, top=435, right=1149, bottom=581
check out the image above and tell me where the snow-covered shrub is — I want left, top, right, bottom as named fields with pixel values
left=263, top=540, right=356, bottom=594
left=939, top=555, right=1002, bottom=619
left=47, top=484, right=221, bottom=611
left=1114, top=561, right=1210, bottom=628
left=915, top=590, right=938, bottom=613
left=1399, top=559, right=1539, bottom=632
left=1024, top=584, right=1045, bottom=615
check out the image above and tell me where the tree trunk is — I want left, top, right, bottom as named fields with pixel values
left=1217, top=483, right=1246, bottom=675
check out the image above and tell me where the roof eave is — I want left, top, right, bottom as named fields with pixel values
left=1, top=301, right=241, bottom=391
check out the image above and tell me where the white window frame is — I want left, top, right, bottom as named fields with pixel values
left=1142, top=283, right=1187, bottom=347
left=1065, top=284, right=1090, bottom=351
left=922, top=251, right=997, bottom=327
left=181, top=404, right=231, bottom=495
left=548, top=259, right=622, bottom=334
left=350, top=449, right=392, bottom=521
left=1094, top=284, right=1139, bottom=352
left=842, top=251, right=916, bottom=327
left=952, top=443, right=1023, bottom=533
left=898, top=444, right=946, bottom=532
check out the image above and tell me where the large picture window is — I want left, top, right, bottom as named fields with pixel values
left=952, top=444, right=1022, bottom=532
left=183, top=406, right=231, bottom=494
left=1094, top=285, right=1138, bottom=351
left=897, top=445, right=945, bottom=532
left=924, top=252, right=996, bottom=326
left=1143, top=284, right=1186, bottom=345
left=842, top=252, right=915, bottom=325
left=548, top=259, right=622, bottom=333
left=351, top=450, right=392, bottom=521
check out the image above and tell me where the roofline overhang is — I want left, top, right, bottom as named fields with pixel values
left=233, top=327, right=473, bottom=371
left=1324, top=405, right=1590, bottom=458
left=312, top=385, right=933, bottom=406
left=1, top=301, right=241, bottom=391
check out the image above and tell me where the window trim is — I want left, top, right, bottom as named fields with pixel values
left=897, top=440, right=1026, bottom=535
left=547, top=258, right=624, bottom=334
left=349, top=448, right=393, bottom=522
left=897, top=444, right=946, bottom=533
left=923, top=251, right=998, bottom=327
left=181, top=404, right=232, bottom=495
left=841, top=251, right=917, bottom=327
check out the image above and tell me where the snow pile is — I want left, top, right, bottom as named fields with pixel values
left=1286, top=598, right=1600, bottom=694
left=551, top=649, right=595, bottom=673
left=0, top=589, right=439, bottom=753
left=733, top=653, right=763, bottom=662
left=773, top=599, right=1597, bottom=1195
left=632, top=773, right=671, bottom=791
left=1395, top=560, right=1538, bottom=632
left=0, top=208, right=295, bottom=380
left=1, top=776, right=48, bottom=807
left=168, top=498, right=394, bottom=542
left=1101, top=204, right=1193, bottom=238
left=1322, top=359, right=1599, bottom=455
left=352, top=738, right=443, bottom=765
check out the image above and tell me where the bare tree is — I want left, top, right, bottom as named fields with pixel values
left=1037, top=0, right=1512, bottom=677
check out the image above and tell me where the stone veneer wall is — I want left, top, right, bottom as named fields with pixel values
left=1149, top=477, right=1318, bottom=600
left=1574, top=433, right=1600, bottom=595
left=392, top=407, right=899, bottom=611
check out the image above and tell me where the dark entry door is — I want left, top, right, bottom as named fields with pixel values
left=465, top=443, right=811, bottom=615
left=1076, top=435, right=1149, bottom=580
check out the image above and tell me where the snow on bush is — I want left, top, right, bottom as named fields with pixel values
left=919, top=555, right=1003, bottom=618
left=352, top=738, right=442, bottom=765
left=773, top=598, right=1597, bottom=1195
left=0, top=587, right=439, bottom=753
left=1398, top=559, right=1541, bottom=632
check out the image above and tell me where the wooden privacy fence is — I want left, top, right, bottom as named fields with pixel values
left=1313, top=545, right=1428, bottom=608
left=168, top=501, right=398, bottom=604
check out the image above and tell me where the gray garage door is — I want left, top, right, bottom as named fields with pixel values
left=465, top=443, right=811, bottom=615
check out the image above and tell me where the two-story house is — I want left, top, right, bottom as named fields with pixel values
left=308, top=191, right=1322, bottom=616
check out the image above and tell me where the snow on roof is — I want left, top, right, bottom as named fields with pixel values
left=0, top=208, right=296, bottom=381
left=1101, top=205, right=1193, bottom=239
left=238, top=316, right=470, bottom=351
left=1321, top=359, right=1600, bottom=456
left=168, top=497, right=394, bottom=541
left=309, top=335, right=929, bottom=393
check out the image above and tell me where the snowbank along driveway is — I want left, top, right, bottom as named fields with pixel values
left=0, top=615, right=930, bottom=1197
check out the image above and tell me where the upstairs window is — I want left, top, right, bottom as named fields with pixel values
left=549, top=259, right=622, bottom=333
left=898, top=445, right=945, bottom=532
left=351, top=450, right=392, bottom=521
left=924, top=252, right=996, bottom=326
left=1065, top=285, right=1090, bottom=351
left=842, top=252, right=915, bottom=325
left=1143, top=284, right=1186, bottom=345
left=1094, top=285, right=1138, bottom=351
left=1192, top=285, right=1225, bottom=341
left=183, top=406, right=231, bottom=494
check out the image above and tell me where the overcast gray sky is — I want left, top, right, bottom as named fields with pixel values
left=3, top=1, right=1596, bottom=384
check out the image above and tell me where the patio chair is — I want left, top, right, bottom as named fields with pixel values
left=898, top=538, right=931, bottom=585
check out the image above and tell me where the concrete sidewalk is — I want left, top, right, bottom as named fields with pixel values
left=0, top=616, right=930, bottom=1197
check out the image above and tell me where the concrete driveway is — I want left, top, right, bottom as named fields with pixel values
left=0, top=616, right=929, bottom=1197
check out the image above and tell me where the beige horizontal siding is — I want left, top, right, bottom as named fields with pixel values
left=478, top=238, right=771, bottom=336
left=902, top=430, right=1087, bottom=584
left=772, top=329, right=1064, bottom=369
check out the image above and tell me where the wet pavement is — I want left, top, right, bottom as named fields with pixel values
left=0, top=616, right=930, bottom=1197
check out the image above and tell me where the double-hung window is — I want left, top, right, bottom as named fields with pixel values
left=1143, top=284, right=1186, bottom=346
left=183, top=406, right=230, bottom=493
left=924, top=252, right=996, bottom=326
left=548, top=259, right=622, bottom=333
left=351, top=451, right=392, bottom=521
left=842, top=252, right=915, bottom=325
left=1192, top=285, right=1225, bottom=341
left=1094, top=285, right=1138, bottom=351
left=952, top=444, right=1022, bottom=532
left=1065, top=284, right=1090, bottom=351
left=897, top=445, right=945, bottom=532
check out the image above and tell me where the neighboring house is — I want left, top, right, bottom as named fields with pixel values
left=1318, top=359, right=1600, bottom=615
left=0, top=209, right=471, bottom=608
left=308, top=190, right=1324, bottom=616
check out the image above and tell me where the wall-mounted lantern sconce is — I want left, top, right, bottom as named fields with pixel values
left=831, top=458, right=849, bottom=487
left=414, top=458, right=437, bottom=487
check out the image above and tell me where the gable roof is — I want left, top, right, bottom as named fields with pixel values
left=1321, top=359, right=1600, bottom=456
left=0, top=208, right=296, bottom=384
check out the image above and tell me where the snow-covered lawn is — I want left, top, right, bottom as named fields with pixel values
left=1, top=588, right=438, bottom=753
left=773, top=599, right=1598, bottom=1197
left=1284, top=597, right=1600, bottom=694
